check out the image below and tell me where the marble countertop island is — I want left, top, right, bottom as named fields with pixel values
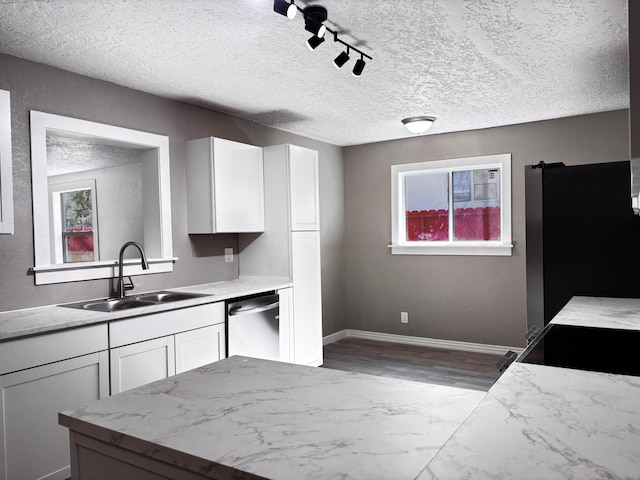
left=423, top=296, right=640, bottom=479
left=60, top=356, right=485, bottom=480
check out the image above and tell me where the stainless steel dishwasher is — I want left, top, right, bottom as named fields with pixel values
left=227, top=292, right=280, bottom=361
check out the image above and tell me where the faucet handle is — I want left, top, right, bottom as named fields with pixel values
left=124, top=276, right=135, bottom=292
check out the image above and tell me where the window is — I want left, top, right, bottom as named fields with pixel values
left=391, top=154, right=512, bottom=256
left=49, top=180, right=99, bottom=264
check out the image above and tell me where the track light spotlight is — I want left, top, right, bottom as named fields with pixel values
left=273, top=0, right=297, bottom=19
left=352, top=57, right=366, bottom=77
left=305, top=19, right=326, bottom=38
left=306, top=35, right=325, bottom=50
left=333, top=49, right=350, bottom=69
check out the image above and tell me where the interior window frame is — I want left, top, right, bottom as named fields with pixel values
left=49, top=179, right=100, bottom=264
left=390, top=153, right=513, bottom=256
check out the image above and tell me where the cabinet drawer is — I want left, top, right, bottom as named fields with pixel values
left=110, top=302, right=224, bottom=348
left=0, top=324, right=108, bottom=375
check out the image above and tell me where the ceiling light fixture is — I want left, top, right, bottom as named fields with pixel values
left=272, top=1, right=373, bottom=76
left=402, top=116, right=437, bottom=134
left=273, top=0, right=297, bottom=19
left=352, top=56, right=366, bottom=77
left=333, top=48, right=350, bottom=69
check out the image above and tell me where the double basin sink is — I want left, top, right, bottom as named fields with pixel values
left=61, top=291, right=212, bottom=312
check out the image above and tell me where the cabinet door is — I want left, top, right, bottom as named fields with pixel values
left=175, top=324, right=226, bottom=374
left=185, top=137, right=264, bottom=234
left=0, top=351, right=109, bottom=480
left=213, top=138, right=265, bottom=233
left=110, top=336, right=175, bottom=394
left=291, top=231, right=323, bottom=366
left=289, top=145, right=319, bottom=231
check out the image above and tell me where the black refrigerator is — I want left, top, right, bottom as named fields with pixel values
left=525, top=161, right=640, bottom=331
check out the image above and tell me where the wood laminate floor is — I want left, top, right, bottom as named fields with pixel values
left=322, top=337, right=503, bottom=392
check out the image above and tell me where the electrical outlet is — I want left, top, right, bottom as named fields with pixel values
left=400, top=311, right=409, bottom=323
left=224, top=248, right=233, bottom=263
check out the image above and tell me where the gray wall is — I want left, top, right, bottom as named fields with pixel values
left=343, top=111, right=630, bottom=348
left=0, top=54, right=346, bottom=338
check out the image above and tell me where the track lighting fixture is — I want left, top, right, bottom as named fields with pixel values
left=272, top=1, right=372, bottom=76
left=402, top=116, right=437, bottom=134
left=273, top=0, right=297, bottom=19
left=303, top=5, right=327, bottom=38
left=306, top=35, right=325, bottom=50
left=352, top=56, right=366, bottom=77
left=333, top=48, right=350, bottom=69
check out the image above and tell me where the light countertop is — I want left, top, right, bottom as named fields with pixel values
left=423, top=295, right=640, bottom=479
left=60, top=356, right=485, bottom=480
left=0, top=276, right=291, bottom=342
left=549, top=295, right=640, bottom=330
left=422, top=362, right=640, bottom=479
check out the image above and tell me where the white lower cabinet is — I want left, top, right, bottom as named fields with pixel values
left=175, top=324, right=225, bottom=374
left=109, top=302, right=226, bottom=394
left=110, top=336, right=176, bottom=395
left=0, top=325, right=109, bottom=480
left=0, top=300, right=226, bottom=479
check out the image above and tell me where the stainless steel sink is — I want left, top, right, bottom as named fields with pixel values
left=60, top=291, right=212, bottom=312
left=62, top=297, right=153, bottom=312
left=135, top=291, right=209, bottom=303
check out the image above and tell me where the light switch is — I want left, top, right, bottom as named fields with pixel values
left=225, top=248, right=233, bottom=263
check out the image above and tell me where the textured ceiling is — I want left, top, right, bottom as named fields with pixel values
left=0, top=0, right=629, bottom=146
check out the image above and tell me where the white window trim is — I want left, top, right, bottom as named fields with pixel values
left=390, top=153, right=513, bottom=256
left=0, top=89, right=13, bottom=234
left=30, top=111, right=175, bottom=284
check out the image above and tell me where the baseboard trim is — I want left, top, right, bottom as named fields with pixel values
left=322, top=330, right=348, bottom=345
left=323, top=329, right=523, bottom=355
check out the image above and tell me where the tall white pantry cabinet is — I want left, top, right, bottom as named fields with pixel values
left=239, top=144, right=323, bottom=367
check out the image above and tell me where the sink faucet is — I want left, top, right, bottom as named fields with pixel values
left=114, top=241, right=149, bottom=299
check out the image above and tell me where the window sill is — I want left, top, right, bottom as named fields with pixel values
left=31, top=257, right=178, bottom=285
left=389, top=243, right=513, bottom=256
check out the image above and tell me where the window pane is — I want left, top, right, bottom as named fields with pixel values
left=61, top=189, right=95, bottom=262
left=453, top=168, right=501, bottom=241
left=404, top=171, right=449, bottom=241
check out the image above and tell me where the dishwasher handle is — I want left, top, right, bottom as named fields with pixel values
left=228, top=295, right=279, bottom=317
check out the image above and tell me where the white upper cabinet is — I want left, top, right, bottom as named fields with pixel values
left=186, top=137, right=265, bottom=233
left=288, top=145, right=319, bottom=231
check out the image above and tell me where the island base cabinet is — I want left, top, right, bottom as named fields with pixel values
left=0, top=351, right=109, bottom=480
left=68, top=432, right=214, bottom=480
